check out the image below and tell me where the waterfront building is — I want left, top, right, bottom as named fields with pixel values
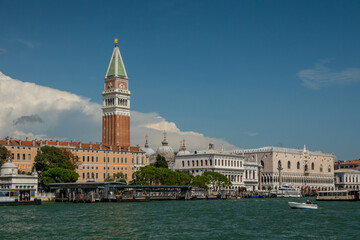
left=0, top=39, right=147, bottom=182
left=0, top=158, right=38, bottom=199
left=234, top=146, right=335, bottom=191
left=174, top=142, right=259, bottom=191
left=0, top=139, right=147, bottom=182
left=334, top=159, right=360, bottom=170
left=334, top=169, right=360, bottom=190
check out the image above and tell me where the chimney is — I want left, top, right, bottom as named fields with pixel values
left=45, top=140, right=48, bottom=145
left=25, top=137, right=29, bottom=141
left=32, top=140, right=35, bottom=146
left=110, top=145, right=112, bottom=150
left=56, top=140, right=59, bottom=146
left=7, top=138, right=10, bottom=145
left=89, top=142, right=92, bottom=149
left=19, top=140, right=22, bottom=145
left=99, top=144, right=102, bottom=150
left=79, top=142, right=82, bottom=149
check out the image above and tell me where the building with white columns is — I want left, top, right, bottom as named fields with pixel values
left=335, top=169, right=360, bottom=190
left=234, top=146, right=335, bottom=192
left=174, top=142, right=259, bottom=191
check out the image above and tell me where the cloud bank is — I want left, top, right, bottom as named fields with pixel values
left=298, top=60, right=360, bottom=90
left=0, top=72, right=238, bottom=152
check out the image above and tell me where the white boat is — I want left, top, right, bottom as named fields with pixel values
left=288, top=201, right=318, bottom=209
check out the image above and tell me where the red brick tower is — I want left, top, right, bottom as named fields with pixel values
left=102, top=39, right=130, bottom=147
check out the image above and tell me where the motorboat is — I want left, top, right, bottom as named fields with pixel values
left=288, top=201, right=318, bottom=209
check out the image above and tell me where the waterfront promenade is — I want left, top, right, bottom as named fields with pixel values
left=0, top=199, right=359, bottom=239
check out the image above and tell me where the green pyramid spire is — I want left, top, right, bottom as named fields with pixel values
left=105, top=39, right=128, bottom=78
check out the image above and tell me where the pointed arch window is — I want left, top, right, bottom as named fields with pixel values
left=287, top=161, right=291, bottom=169
left=297, top=161, right=300, bottom=169
left=311, top=162, right=315, bottom=170
left=320, top=164, right=323, bottom=172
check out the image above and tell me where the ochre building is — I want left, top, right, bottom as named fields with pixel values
left=0, top=139, right=147, bottom=182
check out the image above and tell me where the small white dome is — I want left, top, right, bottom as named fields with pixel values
left=177, top=150, right=191, bottom=156
left=1, top=160, right=18, bottom=176
left=143, top=147, right=155, bottom=156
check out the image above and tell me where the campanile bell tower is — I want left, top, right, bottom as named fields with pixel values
left=102, top=39, right=130, bottom=147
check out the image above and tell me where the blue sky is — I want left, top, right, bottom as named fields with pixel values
left=0, top=0, right=359, bottom=160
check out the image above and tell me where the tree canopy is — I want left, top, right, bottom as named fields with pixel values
left=203, top=171, right=232, bottom=189
left=34, top=146, right=77, bottom=174
left=132, top=166, right=191, bottom=186
left=0, top=146, right=11, bottom=167
left=34, top=146, right=79, bottom=185
left=41, top=167, right=79, bottom=185
left=132, top=166, right=231, bottom=190
left=153, top=154, right=168, bottom=168
left=191, top=175, right=210, bottom=190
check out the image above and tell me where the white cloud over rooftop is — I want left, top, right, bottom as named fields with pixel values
left=0, top=72, right=238, bottom=152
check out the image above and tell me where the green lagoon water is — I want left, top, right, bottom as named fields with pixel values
left=0, top=199, right=359, bottom=239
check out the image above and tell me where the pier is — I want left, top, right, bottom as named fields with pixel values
left=49, top=182, right=195, bottom=203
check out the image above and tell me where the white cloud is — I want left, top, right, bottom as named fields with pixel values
left=246, top=132, right=258, bottom=137
left=0, top=72, right=238, bottom=152
left=298, top=60, right=360, bottom=89
left=17, top=39, right=37, bottom=49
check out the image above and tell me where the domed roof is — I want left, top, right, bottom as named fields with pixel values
left=1, top=158, right=18, bottom=176
left=157, top=145, right=174, bottom=155
left=142, top=134, right=156, bottom=156
left=177, top=150, right=191, bottom=156
left=143, top=147, right=155, bottom=156
left=176, top=139, right=191, bottom=156
left=156, top=131, right=174, bottom=155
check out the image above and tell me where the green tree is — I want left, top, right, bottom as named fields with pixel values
left=34, top=146, right=78, bottom=185
left=34, top=146, right=76, bottom=175
left=0, top=145, right=11, bottom=167
left=41, top=167, right=79, bottom=185
left=203, top=171, right=232, bottom=189
left=191, top=175, right=210, bottom=190
left=153, top=154, right=168, bottom=168
left=132, top=166, right=191, bottom=186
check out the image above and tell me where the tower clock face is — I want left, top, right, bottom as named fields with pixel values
left=120, top=83, right=125, bottom=89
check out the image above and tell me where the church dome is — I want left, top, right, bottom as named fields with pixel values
left=177, top=150, right=191, bottom=156
left=143, top=147, right=155, bottom=156
left=157, top=145, right=174, bottom=155
left=142, top=135, right=156, bottom=156
left=176, top=139, right=191, bottom=156
left=1, top=158, right=18, bottom=176
left=156, top=132, right=175, bottom=161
